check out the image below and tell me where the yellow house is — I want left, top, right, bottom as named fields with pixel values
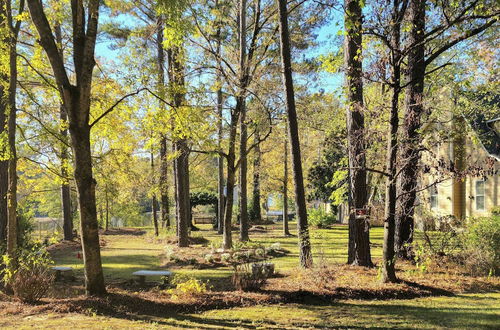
left=419, top=116, right=499, bottom=221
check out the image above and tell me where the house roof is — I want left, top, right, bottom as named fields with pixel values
left=467, top=114, right=500, bottom=161
left=460, top=92, right=500, bottom=161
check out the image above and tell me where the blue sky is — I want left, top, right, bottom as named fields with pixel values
left=94, top=8, right=345, bottom=97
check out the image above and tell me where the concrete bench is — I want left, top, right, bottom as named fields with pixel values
left=52, top=266, right=75, bottom=281
left=132, top=270, right=172, bottom=284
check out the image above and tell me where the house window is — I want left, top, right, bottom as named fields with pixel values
left=430, top=184, right=438, bottom=209
left=476, top=180, right=485, bottom=211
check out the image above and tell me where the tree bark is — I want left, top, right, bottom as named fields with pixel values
left=105, top=188, right=109, bottom=231
left=217, top=88, right=225, bottom=234
left=0, top=135, right=6, bottom=243
left=451, top=114, right=466, bottom=219
left=382, top=0, right=404, bottom=283
left=277, top=0, right=312, bottom=268
left=238, top=0, right=249, bottom=242
left=395, top=0, right=425, bottom=260
left=151, top=151, right=159, bottom=237
left=283, top=129, right=290, bottom=236
left=60, top=117, right=73, bottom=240
left=6, top=9, right=18, bottom=256
left=159, top=137, right=170, bottom=227
left=157, top=15, right=170, bottom=229
left=251, top=129, right=262, bottom=224
left=223, top=108, right=239, bottom=249
left=168, top=47, right=190, bottom=247
left=239, top=99, right=249, bottom=242
left=0, top=10, right=8, bottom=243
left=174, top=139, right=190, bottom=247
left=223, top=0, right=251, bottom=248
left=344, top=0, right=372, bottom=267
left=55, top=23, right=73, bottom=241
left=70, top=123, right=106, bottom=294
left=27, top=0, right=106, bottom=295
left=214, top=0, right=225, bottom=235
left=2, top=0, right=24, bottom=256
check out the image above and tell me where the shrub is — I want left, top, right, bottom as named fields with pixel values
left=491, top=206, right=500, bottom=216
left=17, top=208, right=35, bottom=247
left=421, top=216, right=464, bottom=257
left=308, top=208, right=336, bottom=228
left=1, top=247, right=54, bottom=303
left=418, top=215, right=499, bottom=276
left=463, top=215, right=500, bottom=276
left=165, top=275, right=208, bottom=300
left=232, top=262, right=267, bottom=291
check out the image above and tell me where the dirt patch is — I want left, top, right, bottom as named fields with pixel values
left=163, top=235, right=210, bottom=246
left=46, top=237, right=106, bottom=259
left=249, top=226, right=267, bottom=233
left=46, top=240, right=82, bottom=254
left=100, top=228, right=146, bottom=236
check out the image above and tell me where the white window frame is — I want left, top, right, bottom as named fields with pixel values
left=475, top=180, right=485, bottom=211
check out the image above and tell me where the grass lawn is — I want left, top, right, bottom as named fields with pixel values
left=1, top=223, right=498, bottom=329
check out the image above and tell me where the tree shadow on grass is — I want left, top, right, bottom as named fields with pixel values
left=263, top=280, right=455, bottom=304
left=297, top=299, right=500, bottom=329
left=51, top=291, right=283, bottom=329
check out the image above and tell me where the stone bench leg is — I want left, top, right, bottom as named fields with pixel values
left=55, top=270, right=62, bottom=281
left=55, top=270, right=75, bottom=282
left=135, top=275, right=146, bottom=285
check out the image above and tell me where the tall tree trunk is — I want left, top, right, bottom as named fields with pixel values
left=157, top=15, right=170, bottom=229
left=223, top=109, right=239, bottom=249
left=214, top=0, right=225, bottom=235
left=168, top=47, right=190, bottom=247
left=105, top=188, right=109, bottom=231
left=151, top=151, right=159, bottom=236
left=344, top=0, right=372, bottom=267
left=27, top=0, right=106, bottom=295
left=238, top=0, right=249, bottom=242
left=70, top=123, right=106, bottom=294
left=223, top=0, right=250, bottom=249
left=277, top=0, right=312, bottom=268
left=283, top=129, right=290, bottom=236
left=251, top=129, right=262, bottom=224
left=452, top=114, right=466, bottom=219
left=382, top=0, right=404, bottom=283
left=217, top=88, right=224, bottom=234
left=239, top=100, right=249, bottom=241
left=159, top=138, right=170, bottom=227
left=6, top=8, right=18, bottom=256
left=396, top=0, right=425, bottom=260
left=174, top=139, right=190, bottom=247
left=55, top=23, right=73, bottom=241
left=0, top=10, right=8, bottom=243
left=0, top=134, right=6, bottom=243
left=60, top=107, right=73, bottom=240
